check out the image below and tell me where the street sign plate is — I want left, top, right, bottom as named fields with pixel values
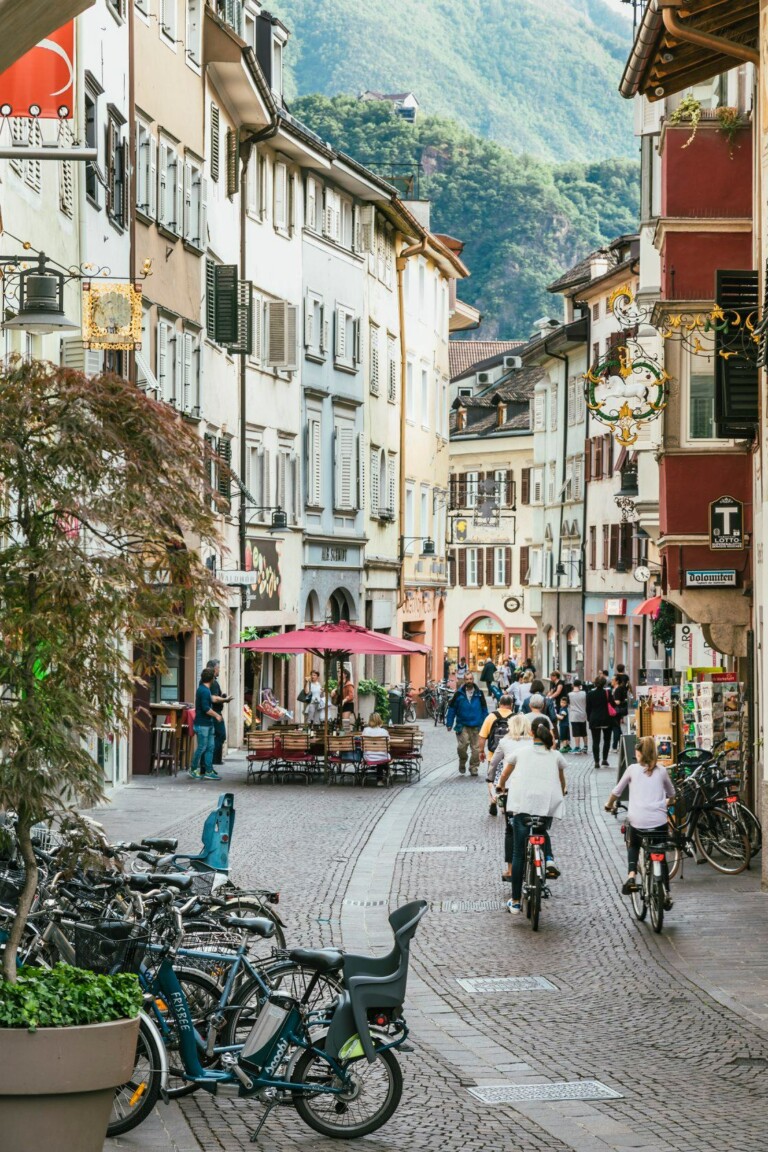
left=709, top=494, right=744, bottom=551
left=685, top=570, right=736, bottom=588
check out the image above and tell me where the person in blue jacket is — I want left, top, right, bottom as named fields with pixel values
left=446, top=672, right=489, bottom=776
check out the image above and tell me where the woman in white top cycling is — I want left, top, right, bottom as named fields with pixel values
left=496, top=717, right=567, bottom=915
left=605, top=735, right=675, bottom=905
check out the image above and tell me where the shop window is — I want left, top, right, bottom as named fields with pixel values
left=688, top=349, right=716, bottom=440
left=153, top=638, right=182, bottom=702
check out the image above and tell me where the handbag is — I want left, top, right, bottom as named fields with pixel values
left=606, top=689, right=617, bottom=718
left=297, top=688, right=311, bottom=704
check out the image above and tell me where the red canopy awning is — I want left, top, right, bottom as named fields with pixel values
left=634, top=595, right=662, bottom=617
left=230, top=620, right=430, bottom=657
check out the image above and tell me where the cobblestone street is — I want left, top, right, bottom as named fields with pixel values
left=99, top=723, right=768, bottom=1152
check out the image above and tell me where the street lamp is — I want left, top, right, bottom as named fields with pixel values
left=245, top=506, right=288, bottom=533
left=399, top=536, right=435, bottom=563
left=1, top=250, right=79, bottom=334
left=555, top=558, right=582, bottom=580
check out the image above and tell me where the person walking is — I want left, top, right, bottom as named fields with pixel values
left=512, top=670, right=533, bottom=712
left=586, top=674, right=613, bottom=769
left=610, top=674, right=629, bottom=752
left=446, top=672, right=488, bottom=776
left=496, top=718, right=566, bottom=913
left=304, top=669, right=325, bottom=725
left=479, top=693, right=515, bottom=816
left=479, top=657, right=497, bottom=699
left=568, top=679, right=588, bottom=753
left=190, top=667, right=224, bottom=780
left=456, top=656, right=469, bottom=680
left=206, top=658, right=231, bottom=767
left=605, top=736, right=675, bottom=907
left=339, top=670, right=356, bottom=730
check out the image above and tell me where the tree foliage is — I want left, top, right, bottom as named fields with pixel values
left=0, top=358, right=224, bottom=979
left=293, top=95, right=639, bottom=337
left=270, top=0, right=634, bottom=162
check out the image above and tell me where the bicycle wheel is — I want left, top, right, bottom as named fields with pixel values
left=424, top=694, right=436, bottom=719
left=734, top=804, right=762, bottom=857
left=108, top=1014, right=162, bottom=1136
left=694, top=807, right=751, bottom=874
left=530, top=866, right=542, bottom=932
left=649, top=877, right=664, bottom=934
left=223, top=961, right=342, bottom=1049
left=404, top=703, right=417, bottom=724
left=631, top=851, right=647, bottom=920
left=291, top=1040, right=403, bottom=1139
left=667, top=838, right=683, bottom=880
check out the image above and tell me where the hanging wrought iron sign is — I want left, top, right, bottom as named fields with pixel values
left=584, top=286, right=669, bottom=448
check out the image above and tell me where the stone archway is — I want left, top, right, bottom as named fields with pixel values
left=304, top=590, right=321, bottom=624
left=327, top=587, right=355, bottom=624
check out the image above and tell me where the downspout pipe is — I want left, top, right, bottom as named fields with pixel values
left=396, top=232, right=428, bottom=612
left=659, top=2, right=759, bottom=69
left=545, top=340, right=568, bottom=673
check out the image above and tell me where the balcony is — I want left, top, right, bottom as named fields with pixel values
left=660, top=119, right=752, bottom=219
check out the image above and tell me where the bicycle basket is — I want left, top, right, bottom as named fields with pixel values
left=186, top=870, right=216, bottom=897
left=0, top=865, right=25, bottom=908
left=179, top=928, right=244, bottom=981
left=74, top=921, right=149, bottom=974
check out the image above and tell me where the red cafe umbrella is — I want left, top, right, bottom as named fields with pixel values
left=231, top=622, right=430, bottom=774
left=634, top=595, right=662, bottom=617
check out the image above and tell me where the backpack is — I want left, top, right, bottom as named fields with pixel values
left=486, top=710, right=510, bottom=754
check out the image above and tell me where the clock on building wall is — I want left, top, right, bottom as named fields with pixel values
left=82, top=281, right=142, bottom=350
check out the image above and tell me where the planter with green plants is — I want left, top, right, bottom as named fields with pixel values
left=0, top=965, right=143, bottom=1152
left=358, top=678, right=390, bottom=723
left=0, top=357, right=223, bottom=1151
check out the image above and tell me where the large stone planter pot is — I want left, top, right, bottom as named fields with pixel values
left=0, top=1016, right=140, bottom=1152
left=357, top=692, right=375, bottom=721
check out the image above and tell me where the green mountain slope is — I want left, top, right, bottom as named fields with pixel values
left=270, top=0, right=634, bottom=161
left=293, top=96, right=639, bottom=338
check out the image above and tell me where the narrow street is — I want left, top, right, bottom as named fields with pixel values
left=99, top=723, right=768, bottom=1152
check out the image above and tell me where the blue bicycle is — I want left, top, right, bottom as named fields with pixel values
left=108, top=893, right=427, bottom=1141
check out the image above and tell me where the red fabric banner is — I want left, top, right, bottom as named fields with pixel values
left=0, top=22, right=75, bottom=119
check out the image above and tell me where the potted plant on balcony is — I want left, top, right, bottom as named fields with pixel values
left=0, top=357, right=223, bottom=1152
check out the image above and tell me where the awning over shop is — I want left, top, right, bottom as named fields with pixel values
left=634, top=595, right=663, bottom=617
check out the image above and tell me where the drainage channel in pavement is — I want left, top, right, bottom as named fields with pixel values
left=469, top=1081, right=623, bottom=1104
left=456, top=976, right=558, bottom=993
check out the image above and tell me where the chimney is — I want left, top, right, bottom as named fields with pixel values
left=402, top=199, right=431, bottom=230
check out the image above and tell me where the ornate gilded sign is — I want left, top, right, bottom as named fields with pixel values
left=82, top=281, right=142, bottom=350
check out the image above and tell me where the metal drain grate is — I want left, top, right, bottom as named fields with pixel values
left=457, top=976, right=557, bottom=993
left=436, top=899, right=503, bottom=912
left=342, top=900, right=387, bottom=907
left=399, top=845, right=468, bottom=853
left=469, top=1081, right=622, bottom=1104
left=731, top=1056, right=768, bottom=1067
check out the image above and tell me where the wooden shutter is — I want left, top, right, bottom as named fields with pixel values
left=505, top=469, right=514, bottom=507
left=449, top=548, right=457, bottom=587
left=182, top=332, right=193, bottom=410
left=205, top=259, right=216, bottom=337
left=590, top=526, right=596, bottom=570
left=274, top=162, right=286, bottom=228
left=715, top=269, right=759, bottom=437
left=356, top=433, right=365, bottom=510
left=266, top=301, right=298, bottom=369
left=226, top=128, right=238, bottom=197
left=370, top=448, right=380, bottom=514
left=602, top=525, right=609, bottom=569
left=620, top=522, right=633, bottom=568
left=458, top=548, right=467, bottom=588
left=594, top=436, right=603, bottom=480
left=609, top=523, right=620, bottom=569
left=457, top=472, right=468, bottom=507
left=449, top=473, right=458, bottom=510
left=307, top=418, right=321, bottom=506
left=504, top=546, right=512, bottom=586
left=369, top=323, right=380, bottom=393
left=213, top=265, right=238, bottom=345
left=486, top=547, right=495, bottom=587
left=585, top=440, right=592, bottom=482
left=520, top=467, right=530, bottom=505
left=334, top=425, right=354, bottom=510
left=158, top=140, right=168, bottom=226
left=519, top=545, right=530, bottom=585
left=217, top=438, right=232, bottom=507
left=387, top=455, right=397, bottom=515
left=604, top=433, right=614, bottom=477
left=304, top=294, right=314, bottom=349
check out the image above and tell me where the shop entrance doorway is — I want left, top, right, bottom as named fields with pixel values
left=467, top=616, right=505, bottom=670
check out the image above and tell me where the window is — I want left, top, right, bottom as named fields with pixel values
left=529, top=548, right=542, bottom=586
left=602, top=524, right=609, bottom=569
left=592, top=302, right=600, bottom=321
left=248, top=443, right=266, bottom=515
left=386, top=454, right=397, bottom=517
left=159, top=0, right=177, bottom=42
left=272, top=35, right=284, bottom=98
left=520, top=545, right=530, bottom=585
left=106, top=116, right=126, bottom=227
left=405, top=484, right=415, bottom=539
left=340, top=198, right=354, bottom=249
left=370, top=446, right=380, bottom=516
left=406, top=360, right=415, bottom=420
left=421, top=368, right=429, bottom=429
left=323, top=187, right=341, bottom=243
left=689, top=349, right=717, bottom=439
left=183, top=154, right=206, bottom=248
left=420, top=486, right=430, bottom=538
left=494, top=469, right=508, bottom=507
left=85, top=95, right=98, bottom=203
left=265, top=300, right=298, bottom=370
left=246, top=151, right=266, bottom=220
left=158, top=135, right=182, bottom=234
left=466, top=547, right=480, bottom=587
left=334, top=422, right=356, bottom=511
left=210, top=103, right=220, bottom=183
left=387, top=334, right=397, bottom=403
left=465, top=470, right=479, bottom=509
left=493, top=546, right=509, bottom=587
left=547, top=462, right=556, bottom=505
left=156, top=319, right=175, bottom=404
left=589, top=525, right=596, bottom=570
left=305, top=176, right=321, bottom=232
left=307, top=416, right=322, bottom=507
left=369, top=322, right=380, bottom=394
left=186, top=0, right=202, bottom=65
left=274, top=160, right=288, bottom=232
left=304, top=290, right=326, bottom=360
left=533, top=392, right=545, bottom=430
left=276, top=447, right=299, bottom=523
left=572, top=454, right=584, bottom=501
left=334, top=306, right=358, bottom=369
left=549, top=388, right=557, bottom=431
left=135, top=119, right=156, bottom=217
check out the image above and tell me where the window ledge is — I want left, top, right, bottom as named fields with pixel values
left=304, top=350, right=326, bottom=365
left=157, top=224, right=180, bottom=243
left=182, top=239, right=204, bottom=257
left=333, top=361, right=358, bottom=376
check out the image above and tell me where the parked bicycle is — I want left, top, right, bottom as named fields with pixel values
left=433, top=682, right=453, bottom=727
left=667, top=761, right=751, bottom=877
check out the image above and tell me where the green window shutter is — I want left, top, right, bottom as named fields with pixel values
left=226, top=128, right=239, bottom=198
left=217, top=437, right=232, bottom=506
left=715, top=269, right=758, bottom=439
left=226, top=280, right=253, bottom=355
left=205, top=259, right=217, bottom=338
left=213, top=264, right=239, bottom=345
left=210, top=104, right=220, bottom=183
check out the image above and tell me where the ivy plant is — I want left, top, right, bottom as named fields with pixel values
left=358, top=678, right=390, bottom=722
left=0, top=964, right=143, bottom=1031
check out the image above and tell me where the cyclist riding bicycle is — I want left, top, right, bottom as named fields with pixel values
left=496, top=717, right=566, bottom=915
left=605, top=735, right=675, bottom=908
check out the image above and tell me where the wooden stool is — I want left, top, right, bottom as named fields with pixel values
left=150, top=725, right=177, bottom=776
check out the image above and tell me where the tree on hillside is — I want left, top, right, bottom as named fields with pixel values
left=0, top=358, right=223, bottom=979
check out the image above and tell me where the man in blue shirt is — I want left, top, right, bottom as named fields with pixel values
left=446, top=673, right=488, bottom=776
left=190, top=667, right=224, bottom=780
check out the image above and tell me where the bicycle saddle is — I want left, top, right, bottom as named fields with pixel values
left=288, top=947, right=344, bottom=973
left=127, top=872, right=193, bottom=891
left=220, top=913, right=276, bottom=937
left=141, top=837, right=179, bottom=852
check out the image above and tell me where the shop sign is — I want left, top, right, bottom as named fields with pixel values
left=604, top=599, right=627, bottom=616
left=244, top=538, right=281, bottom=610
left=709, top=495, right=744, bottom=551
left=674, top=624, right=716, bottom=672
left=685, top=570, right=736, bottom=588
